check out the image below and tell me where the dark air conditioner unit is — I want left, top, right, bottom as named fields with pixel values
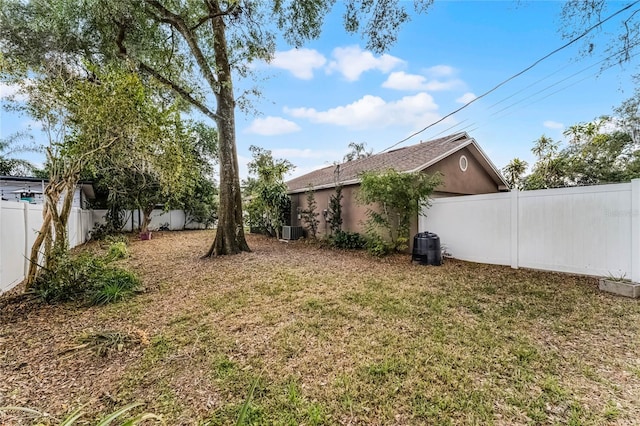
left=282, top=226, right=304, bottom=240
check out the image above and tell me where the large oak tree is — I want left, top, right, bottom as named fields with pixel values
left=1, top=0, right=435, bottom=256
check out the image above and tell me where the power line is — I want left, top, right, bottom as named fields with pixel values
left=485, top=61, right=576, bottom=111
left=471, top=48, right=640, bottom=132
left=488, top=39, right=640, bottom=118
left=378, top=1, right=640, bottom=153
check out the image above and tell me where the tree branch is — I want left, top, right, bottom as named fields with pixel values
left=190, top=12, right=227, bottom=32
left=143, top=0, right=221, bottom=96
left=138, top=62, right=220, bottom=122
left=113, top=21, right=221, bottom=122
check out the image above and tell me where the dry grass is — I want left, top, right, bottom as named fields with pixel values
left=1, top=230, right=640, bottom=425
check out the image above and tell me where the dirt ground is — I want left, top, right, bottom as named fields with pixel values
left=1, top=230, right=639, bottom=425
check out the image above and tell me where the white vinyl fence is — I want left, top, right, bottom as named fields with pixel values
left=91, top=209, right=207, bottom=232
left=0, top=200, right=93, bottom=293
left=420, top=180, right=640, bottom=281
left=0, top=205, right=207, bottom=293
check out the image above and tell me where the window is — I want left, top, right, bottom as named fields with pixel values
left=459, top=155, right=468, bottom=172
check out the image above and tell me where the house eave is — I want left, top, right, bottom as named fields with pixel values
left=288, top=178, right=360, bottom=194
left=286, top=132, right=509, bottom=194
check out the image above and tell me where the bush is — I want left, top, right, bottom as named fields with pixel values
left=90, top=268, right=140, bottom=305
left=365, top=234, right=394, bottom=257
left=90, top=222, right=124, bottom=241
left=32, top=250, right=140, bottom=305
left=105, top=234, right=129, bottom=245
left=331, top=231, right=367, bottom=250
left=106, top=241, right=129, bottom=261
left=32, top=253, right=105, bottom=303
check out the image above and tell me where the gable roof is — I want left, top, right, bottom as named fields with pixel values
left=286, top=132, right=508, bottom=193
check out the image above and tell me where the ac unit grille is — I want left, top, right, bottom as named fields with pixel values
left=282, top=226, right=304, bottom=240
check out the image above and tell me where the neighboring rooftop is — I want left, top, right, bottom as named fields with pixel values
left=0, top=175, right=96, bottom=199
left=287, top=132, right=506, bottom=193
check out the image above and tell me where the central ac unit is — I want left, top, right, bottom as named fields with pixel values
left=282, top=226, right=304, bottom=240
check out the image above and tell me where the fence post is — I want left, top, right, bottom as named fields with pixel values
left=632, top=179, right=640, bottom=283
left=23, top=202, right=29, bottom=277
left=0, top=199, right=3, bottom=290
left=510, top=189, right=519, bottom=269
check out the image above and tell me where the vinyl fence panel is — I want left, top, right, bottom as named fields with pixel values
left=0, top=202, right=28, bottom=292
left=422, top=193, right=512, bottom=266
left=420, top=180, right=639, bottom=280
left=0, top=201, right=93, bottom=293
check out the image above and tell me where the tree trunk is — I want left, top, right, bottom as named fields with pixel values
left=25, top=211, right=52, bottom=289
left=25, top=176, right=76, bottom=288
left=205, top=4, right=250, bottom=257
left=140, top=204, right=154, bottom=235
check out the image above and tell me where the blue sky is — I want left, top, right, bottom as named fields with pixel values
left=1, top=1, right=638, bottom=181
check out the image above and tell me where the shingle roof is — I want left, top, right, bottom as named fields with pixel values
left=287, top=132, right=479, bottom=193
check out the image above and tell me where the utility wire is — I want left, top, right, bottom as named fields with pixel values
left=485, top=61, right=576, bottom=110
left=378, top=1, right=640, bottom=153
left=489, top=39, right=640, bottom=117
left=472, top=47, right=640, bottom=131
left=406, top=42, right=640, bottom=153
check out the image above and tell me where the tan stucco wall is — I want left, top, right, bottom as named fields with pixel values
left=290, top=184, right=369, bottom=237
left=426, top=147, right=499, bottom=195
left=289, top=148, right=502, bottom=245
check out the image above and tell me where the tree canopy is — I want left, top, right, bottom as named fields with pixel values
left=0, top=133, right=36, bottom=176
left=1, top=0, right=436, bottom=257
left=561, top=1, right=640, bottom=70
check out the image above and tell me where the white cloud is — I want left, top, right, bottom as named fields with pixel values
left=456, top=92, right=477, bottom=104
left=326, top=45, right=404, bottom=81
left=0, top=82, right=27, bottom=101
left=543, top=120, right=564, bottom=130
left=425, top=65, right=456, bottom=78
left=382, top=71, right=464, bottom=92
left=382, top=72, right=429, bottom=91
left=270, top=48, right=327, bottom=80
left=245, top=116, right=301, bottom=136
left=271, top=148, right=340, bottom=159
left=285, top=92, right=440, bottom=129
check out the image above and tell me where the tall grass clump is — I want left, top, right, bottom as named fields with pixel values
left=32, top=242, right=140, bottom=305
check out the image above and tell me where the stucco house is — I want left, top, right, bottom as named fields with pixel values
left=286, top=132, right=508, bottom=242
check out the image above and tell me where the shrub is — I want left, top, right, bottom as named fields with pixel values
left=300, top=187, right=320, bottom=239
left=32, top=250, right=140, bottom=305
left=327, top=185, right=343, bottom=235
left=90, top=221, right=126, bottom=241
left=105, top=233, right=129, bottom=245
left=32, top=253, right=105, bottom=303
left=106, top=241, right=129, bottom=261
left=90, top=268, right=140, bottom=305
left=365, top=234, right=394, bottom=257
left=331, top=231, right=367, bottom=250
left=358, top=168, right=441, bottom=251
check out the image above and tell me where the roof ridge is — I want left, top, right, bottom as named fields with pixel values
left=286, top=132, right=472, bottom=192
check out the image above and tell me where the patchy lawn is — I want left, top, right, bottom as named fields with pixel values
left=1, top=230, right=640, bottom=425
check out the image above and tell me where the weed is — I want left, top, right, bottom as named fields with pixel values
left=0, top=403, right=163, bottom=425
left=32, top=250, right=140, bottom=306
left=66, top=330, right=145, bottom=357
left=106, top=241, right=129, bottom=261
left=603, top=401, right=621, bottom=420
left=90, top=268, right=140, bottom=305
